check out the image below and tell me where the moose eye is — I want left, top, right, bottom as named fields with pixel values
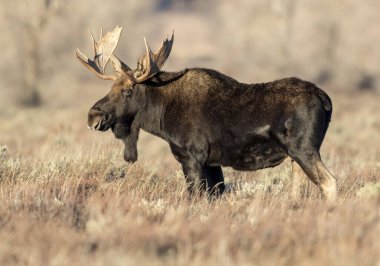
left=123, top=89, right=132, bottom=97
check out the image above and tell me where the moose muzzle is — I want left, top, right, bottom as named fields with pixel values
left=87, top=108, right=112, bottom=131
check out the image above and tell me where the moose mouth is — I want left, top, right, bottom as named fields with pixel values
left=111, top=122, right=131, bottom=139
left=88, top=118, right=113, bottom=132
left=88, top=116, right=132, bottom=139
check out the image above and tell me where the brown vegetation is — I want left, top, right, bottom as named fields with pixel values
left=0, top=1, right=379, bottom=265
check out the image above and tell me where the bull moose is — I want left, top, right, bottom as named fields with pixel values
left=76, top=26, right=337, bottom=201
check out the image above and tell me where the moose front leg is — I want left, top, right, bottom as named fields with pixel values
left=169, top=144, right=223, bottom=197
left=202, top=165, right=225, bottom=196
left=181, top=160, right=225, bottom=197
left=180, top=158, right=207, bottom=196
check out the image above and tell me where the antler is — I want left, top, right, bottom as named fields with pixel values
left=134, top=32, right=174, bottom=83
left=110, top=54, right=131, bottom=76
left=75, top=26, right=174, bottom=83
left=75, top=26, right=124, bottom=80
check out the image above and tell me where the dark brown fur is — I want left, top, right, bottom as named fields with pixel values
left=87, top=68, right=337, bottom=200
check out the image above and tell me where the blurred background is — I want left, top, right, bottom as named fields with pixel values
left=0, top=0, right=379, bottom=169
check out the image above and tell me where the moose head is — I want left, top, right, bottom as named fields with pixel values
left=75, top=26, right=173, bottom=140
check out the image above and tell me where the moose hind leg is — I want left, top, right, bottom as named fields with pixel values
left=275, top=107, right=337, bottom=201
left=315, top=160, right=337, bottom=201
left=290, top=153, right=337, bottom=201
left=291, top=159, right=310, bottom=199
left=275, top=128, right=337, bottom=200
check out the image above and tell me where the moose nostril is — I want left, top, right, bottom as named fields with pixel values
left=104, top=113, right=110, bottom=121
left=89, top=108, right=104, bottom=117
left=88, top=108, right=104, bottom=125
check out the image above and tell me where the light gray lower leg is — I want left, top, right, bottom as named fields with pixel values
left=316, top=161, right=337, bottom=202
left=291, top=159, right=310, bottom=199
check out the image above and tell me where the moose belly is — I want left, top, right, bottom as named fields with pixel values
left=207, top=139, right=287, bottom=171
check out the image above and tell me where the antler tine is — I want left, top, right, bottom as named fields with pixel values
left=134, top=38, right=160, bottom=83
left=94, top=26, right=123, bottom=74
left=134, top=32, right=174, bottom=83
left=75, top=49, right=116, bottom=80
left=153, top=31, right=174, bottom=69
left=89, top=30, right=97, bottom=56
left=110, top=54, right=131, bottom=76
left=76, top=26, right=124, bottom=80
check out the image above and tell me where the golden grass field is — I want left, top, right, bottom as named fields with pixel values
left=0, top=87, right=379, bottom=266
left=1, top=1, right=380, bottom=265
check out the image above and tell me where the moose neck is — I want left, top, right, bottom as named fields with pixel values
left=135, top=71, right=186, bottom=140
left=134, top=86, right=168, bottom=142
left=120, top=86, right=167, bottom=163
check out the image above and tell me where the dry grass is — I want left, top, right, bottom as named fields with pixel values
left=0, top=90, right=379, bottom=266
